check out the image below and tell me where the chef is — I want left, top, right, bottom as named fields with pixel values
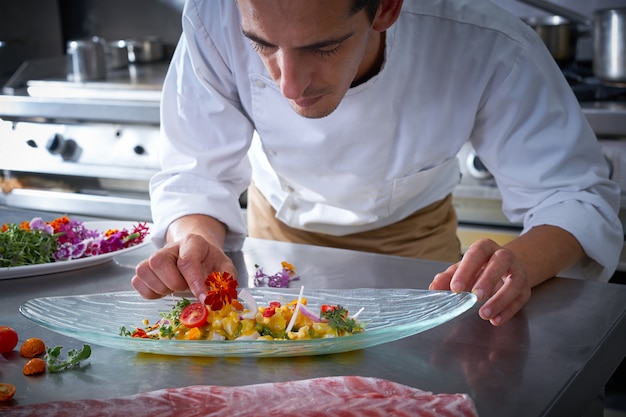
left=132, top=0, right=622, bottom=326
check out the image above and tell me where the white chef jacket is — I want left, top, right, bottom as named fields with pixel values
left=151, top=0, right=623, bottom=281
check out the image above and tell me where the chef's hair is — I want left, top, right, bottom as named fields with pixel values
left=350, top=0, right=381, bottom=22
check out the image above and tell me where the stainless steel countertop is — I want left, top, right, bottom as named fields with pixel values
left=1, top=237, right=625, bottom=417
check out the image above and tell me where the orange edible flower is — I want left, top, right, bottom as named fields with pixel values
left=204, top=271, right=238, bottom=311
left=48, top=216, right=70, bottom=233
left=231, top=299, right=244, bottom=311
left=281, top=261, right=296, bottom=273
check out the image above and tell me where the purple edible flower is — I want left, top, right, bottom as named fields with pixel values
left=29, top=218, right=53, bottom=234
left=254, top=263, right=300, bottom=288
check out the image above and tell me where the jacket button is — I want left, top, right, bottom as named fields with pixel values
left=255, top=79, right=266, bottom=88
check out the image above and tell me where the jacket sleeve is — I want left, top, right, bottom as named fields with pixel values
left=470, top=26, right=622, bottom=281
left=149, top=0, right=253, bottom=251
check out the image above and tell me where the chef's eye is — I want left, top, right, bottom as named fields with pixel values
left=250, top=41, right=274, bottom=55
left=314, top=45, right=342, bottom=58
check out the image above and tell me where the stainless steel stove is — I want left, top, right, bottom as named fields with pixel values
left=0, top=60, right=165, bottom=222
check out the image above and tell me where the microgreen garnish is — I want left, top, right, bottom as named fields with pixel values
left=321, top=305, right=364, bottom=336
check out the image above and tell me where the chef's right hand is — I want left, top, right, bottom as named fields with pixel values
left=131, top=216, right=237, bottom=303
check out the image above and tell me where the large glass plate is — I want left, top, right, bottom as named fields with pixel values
left=0, top=221, right=151, bottom=280
left=20, top=288, right=476, bottom=357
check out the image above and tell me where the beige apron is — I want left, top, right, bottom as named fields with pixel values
left=247, top=183, right=461, bottom=263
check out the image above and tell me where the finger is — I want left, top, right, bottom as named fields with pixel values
left=131, top=273, right=163, bottom=299
left=470, top=248, right=514, bottom=301
left=132, top=258, right=182, bottom=299
left=218, top=258, right=238, bottom=281
left=176, top=236, right=211, bottom=303
left=479, top=274, right=530, bottom=325
left=429, top=263, right=459, bottom=290
left=143, top=249, right=192, bottom=294
left=449, top=239, right=501, bottom=294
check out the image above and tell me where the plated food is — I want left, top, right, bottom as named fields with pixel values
left=121, top=272, right=365, bottom=342
left=0, top=219, right=151, bottom=280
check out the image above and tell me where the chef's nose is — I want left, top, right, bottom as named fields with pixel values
left=276, top=50, right=310, bottom=100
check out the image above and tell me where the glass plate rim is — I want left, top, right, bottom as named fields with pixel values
left=20, top=288, right=477, bottom=357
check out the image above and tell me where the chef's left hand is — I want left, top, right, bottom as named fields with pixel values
left=429, top=238, right=532, bottom=326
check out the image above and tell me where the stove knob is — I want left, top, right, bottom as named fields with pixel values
left=466, top=151, right=492, bottom=180
left=46, top=133, right=81, bottom=161
left=46, top=133, right=64, bottom=154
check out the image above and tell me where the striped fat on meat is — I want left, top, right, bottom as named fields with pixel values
left=1, top=376, right=479, bottom=417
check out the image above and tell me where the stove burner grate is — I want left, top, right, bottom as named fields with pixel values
left=562, top=62, right=626, bottom=103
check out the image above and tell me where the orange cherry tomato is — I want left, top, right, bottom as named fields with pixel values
left=23, top=358, right=46, bottom=376
left=0, top=326, right=18, bottom=353
left=0, top=383, right=16, bottom=401
left=180, top=302, right=209, bottom=328
left=20, top=337, right=46, bottom=358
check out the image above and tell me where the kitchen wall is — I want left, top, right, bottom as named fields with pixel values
left=56, top=0, right=183, bottom=47
left=0, top=0, right=183, bottom=82
left=0, top=1, right=63, bottom=79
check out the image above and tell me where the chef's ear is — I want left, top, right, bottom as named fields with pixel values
left=372, top=0, right=403, bottom=32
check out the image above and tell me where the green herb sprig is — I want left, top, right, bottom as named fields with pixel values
left=45, top=344, right=92, bottom=373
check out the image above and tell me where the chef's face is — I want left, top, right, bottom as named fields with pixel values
left=238, top=0, right=385, bottom=119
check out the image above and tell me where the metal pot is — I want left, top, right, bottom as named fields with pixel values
left=517, top=1, right=626, bottom=84
left=66, top=36, right=107, bottom=82
left=105, top=40, right=130, bottom=70
left=522, top=15, right=580, bottom=65
left=593, top=8, right=626, bottom=85
left=126, top=36, right=164, bottom=64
